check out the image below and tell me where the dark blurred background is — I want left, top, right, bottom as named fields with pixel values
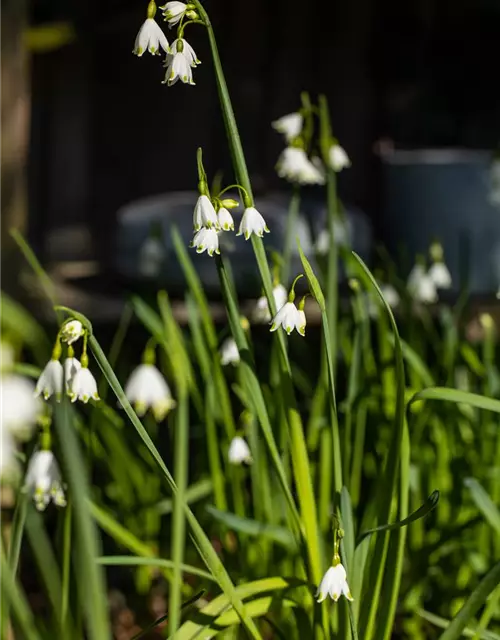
left=3, top=0, right=500, bottom=305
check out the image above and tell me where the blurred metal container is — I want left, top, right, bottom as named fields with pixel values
left=380, top=148, right=500, bottom=295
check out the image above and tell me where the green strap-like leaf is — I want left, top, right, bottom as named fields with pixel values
left=410, top=387, right=500, bottom=414
left=356, top=491, right=439, bottom=545
left=418, top=609, right=500, bottom=640
left=464, top=478, right=500, bottom=536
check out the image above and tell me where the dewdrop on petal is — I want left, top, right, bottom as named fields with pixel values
left=272, top=112, right=303, bottom=142
left=228, top=436, right=252, bottom=465
left=24, top=449, right=66, bottom=511
left=237, top=207, right=269, bottom=240
left=134, top=1, right=170, bottom=56
left=124, top=362, right=176, bottom=421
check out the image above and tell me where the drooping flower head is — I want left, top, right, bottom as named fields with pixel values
left=160, top=1, right=196, bottom=27
left=134, top=1, right=170, bottom=56
left=316, top=526, right=354, bottom=603
left=68, top=349, right=99, bottom=404
left=60, top=320, right=85, bottom=346
left=163, top=39, right=196, bottom=85
left=220, top=337, right=240, bottom=366
left=328, top=142, right=351, bottom=172
left=253, top=283, right=288, bottom=323
left=272, top=112, right=303, bottom=143
left=24, top=449, right=66, bottom=511
left=270, top=275, right=306, bottom=336
left=228, top=436, right=252, bottom=465
left=124, top=346, right=176, bottom=421
left=408, top=262, right=438, bottom=304
left=237, top=206, right=269, bottom=241
left=276, top=147, right=325, bottom=185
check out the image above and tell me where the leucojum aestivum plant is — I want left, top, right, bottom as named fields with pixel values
left=2, top=1, right=500, bottom=638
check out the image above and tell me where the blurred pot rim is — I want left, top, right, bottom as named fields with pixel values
left=380, top=148, right=494, bottom=165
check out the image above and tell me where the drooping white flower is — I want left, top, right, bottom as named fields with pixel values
left=134, top=18, right=170, bottom=56
left=220, top=338, right=240, bottom=366
left=217, top=207, right=234, bottom=231
left=368, top=284, right=400, bottom=319
left=270, top=301, right=305, bottom=336
left=1, top=429, right=20, bottom=482
left=63, top=357, right=81, bottom=390
left=24, top=450, right=66, bottom=511
left=228, top=436, right=252, bottom=465
left=69, top=367, right=99, bottom=404
left=276, top=147, right=325, bottom=185
left=124, top=363, right=176, bottom=421
left=169, top=38, right=200, bottom=66
left=237, top=207, right=269, bottom=240
left=193, top=195, right=218, bottom=231
left=253, top=284, right=288, bottom=323
left=328, top=143, right=351, bottom=172
left=316, top=563, right=353, bottom=603
left=428, top=261, right=452, bottom=289
left=160, top=1, right=188, bottom=26
left=138, top=236, right=166, bottom=278
left=1, top=375, right=40, bottom=440
left=35, top=360, right=63, bottom=401
left=272, top=112, right=303, bottom=142
left=60, top=320, right=84, bottom=346
left=315, top=219, right=350, bottom=254
left=163, top=49, right=195, bottom=86
left=190, top=227, right=220, bottom=257
left=408, top=264, right=438, bottom=304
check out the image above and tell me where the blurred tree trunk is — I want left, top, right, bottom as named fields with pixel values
left=1, top=0, right=29, bottom=296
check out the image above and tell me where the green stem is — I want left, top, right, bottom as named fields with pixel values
left=205, top=383, right=228, bottom=511
left=86, top=332, right=262, bottom=639
left=61, top=503, right=72, bottom=626
left=169, top=391, right=189, bottom=635
left=282, top=186, right=301, bottom=284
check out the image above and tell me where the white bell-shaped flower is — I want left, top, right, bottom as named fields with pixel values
left=220, top=338, right=240, bottom=366
left=328, top=143, right=351, bottom=172
left=217, top=207, right=234, bottom=231
left=316, top=563, right=353, bottom=603
left=134, top=18, right=170, bottom=56
left=428, top=261, right=452, bottom=289
left=160, top=1, right=188, bottom=26
left=315, top=219, right=350, bottom=254
left=408, top=264, right=438, bottom=304
left=24, top=450, right=66, bottom=511
left=69, top=367, right=99, bottom=403
left=190, top=227, right=220, bottom=256
left=35, top=360, right=64, bottom=401
left=237, top=207, right=269, bottom=240
left=1, top=429, right=20, bottom=481
left=253, top=284, right=288, bottom=323
left=163, top=50, right=195, bottom=86
left=369, top=284, right=400, bottom=318
left=63, top=357, right=81, bottom=390
left=169, top=38, right=200, bottom=66
left=228, top=436, right=252, bottom=465
left=276, top=147, right=325, bottom=185
left=138, top=236, right=166, bottom=278
left=272, top=112, right=303, bottom=142
left=1, top=375, right=41, bottom=440
left=124, top=363, right=176, bottom=421
left=193, top=195, right=218, bottom=231
left=60, top=320, right=84, bottom=345
left=270, top=301, right=304, bottom=336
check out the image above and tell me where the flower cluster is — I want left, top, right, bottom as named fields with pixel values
left=134, top=1, right=201, bottom=86
left=272, top=103, right=350, bottom=186
left=407, top=243, right=452, bottom=304
left=189, top=151, right=270, bottom=257
left=35, top=320, right=99, bottom=404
